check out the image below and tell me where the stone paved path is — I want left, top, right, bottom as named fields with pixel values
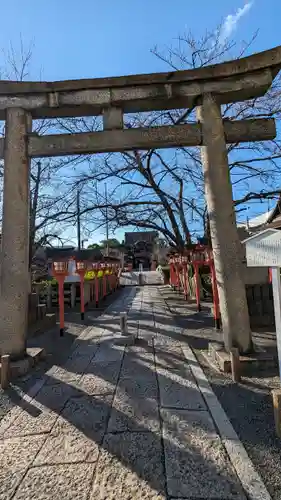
left=0, top=286, right=268, bottom=499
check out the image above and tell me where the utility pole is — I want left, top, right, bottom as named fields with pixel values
left=105, top=183, right=109, bottom=256
left=77, top=188, right=81, bottom=251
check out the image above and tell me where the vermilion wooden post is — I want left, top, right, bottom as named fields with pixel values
left=113, top=265, right=117, bottom=290
left=182, top=262, right=189, bottom=300
left=95, top=272, right=99, bottom=307
left=169, top=262, right=172, bottom=286
left=170, top=258, right=177, bottom=289
left=211, top=261, right=221, bottom=330
left=80, top=274, right=85, bottom=320
left=194, top=263, right=201, bottom=312
left=173, top=264, right=177, bottom=288
left=175, top=259, right=181, bottom=293
left=102, top=264, right=107, bottom=300
left=269, top=268, right=272, bottom=283
left=108, top=264, right=113, bottom=293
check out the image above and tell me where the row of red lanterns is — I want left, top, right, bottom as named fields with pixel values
left=168, top=246, right=220, bottom=330
left=51, top=258, right=120, bottom=336
left=53, top=260, right=119, bottom=273
left=169, top=247, right=214, bottom=266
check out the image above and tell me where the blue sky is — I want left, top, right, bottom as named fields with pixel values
left=0, top=0, right=280, bottom=245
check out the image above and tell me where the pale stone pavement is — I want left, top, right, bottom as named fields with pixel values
left=0, top=285, right=265, bottom=499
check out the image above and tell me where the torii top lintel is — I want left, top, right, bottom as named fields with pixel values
left=0, top=46, right=280, bottom=119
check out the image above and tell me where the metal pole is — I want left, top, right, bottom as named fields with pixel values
left=105, top=183, right=109, bottom=256
left=58, top=276, right=65, bottom=336
left=80, top=275, right=85, bottom=320
left=77, top=188, right=81, bottom=251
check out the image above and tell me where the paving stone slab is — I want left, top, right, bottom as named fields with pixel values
left=108, top=378, right=160, bottom=432
left=13, top=463, right=95, bottom=500
left=63, top=353, right=93, bottom=373
left=70, top=342, right=99, bottom=358
left=125, top=345, right=155, bottom=357
left=117, top=375, right=158, bottom=398
left=153, top=336, right=181, bottom=347
left=0, top=406, right=25, bottom=438
left=79, top=361, right=121, bottom=395
left=45, top=365, right=82, bottom=385
left=90, top=432, right=165, bottom=500
left=93, top=344, right=125, bottom=362
left=137, top=331, right=155, bottom=343
left=4, top=409, right=57, bottom=439
left=0, top=434, right=46, bottom=500
left=34, top=428, right=100, bottom=465
left=161, top=409, right=246, bottom=499
left=121, top=356, right=155, bottom=378
left=82, top=326, right=106, bottom=339
left=52, top=394, right=112, bottom=442
left=157, top=367, right=206, bottom=410
left=108, top=396, right=160, bottom=432
left=123, top=347, right=155, bottom=362
left=4, top=384, right=76, bottom=438
left=155, top=346, right=186, bottom=369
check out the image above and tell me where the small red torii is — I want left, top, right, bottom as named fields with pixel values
left=169, top=244, right=221, bottom=330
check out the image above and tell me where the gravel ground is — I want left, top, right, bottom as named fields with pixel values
left=0, top=288, right=125, bottom=424
left=160, top=285, right=281, bottom=500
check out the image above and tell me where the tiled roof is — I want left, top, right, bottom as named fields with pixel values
left=124, top=231, right=158, bottom=245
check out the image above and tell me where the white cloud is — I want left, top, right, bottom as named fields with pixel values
left=220, top=2, right=253, bottom=43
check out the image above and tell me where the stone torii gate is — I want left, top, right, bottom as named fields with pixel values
left=0, top=46, right=280, bottom=359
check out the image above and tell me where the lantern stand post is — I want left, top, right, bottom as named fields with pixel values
left=194, top=262, right=201, bottom=312
left=112, top=264, right=117, bottom=291
left=210, top=259, right=221, bottom=330
left=94, top=263, right=100, bottom=308
left=111, top=264, right=115, bottom=292
left=108, top=263, right=112, bottom=294
left=112, top=263, right=115, bottom=293
left=91, top=278, right=95, bottom=303
left=182, top=256, right=189, bottom=301
left=168, top=257, right=173, bottom=288
left=76, top=260, right=87, bottom=320
left=117, top=263, right=121, bottom=289
left=175, top=257, right=181, bottom=294
left=169, top=260, right=172, bottom=287
left=173, top=262, right=176, bottom=289
left=170, top=257, right=175, bottom=290
left=88, top=267, right=93, bottom=303
left=173, top=263, right=176, bottom=289
left=52, top=261, right=69, bottom=336
left=102, top=263, right=107, bottom=300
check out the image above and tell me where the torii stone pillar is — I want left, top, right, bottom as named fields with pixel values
left=197, top=94, right=252, bottom=354
left=0, top=108, right=31, bottom=359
